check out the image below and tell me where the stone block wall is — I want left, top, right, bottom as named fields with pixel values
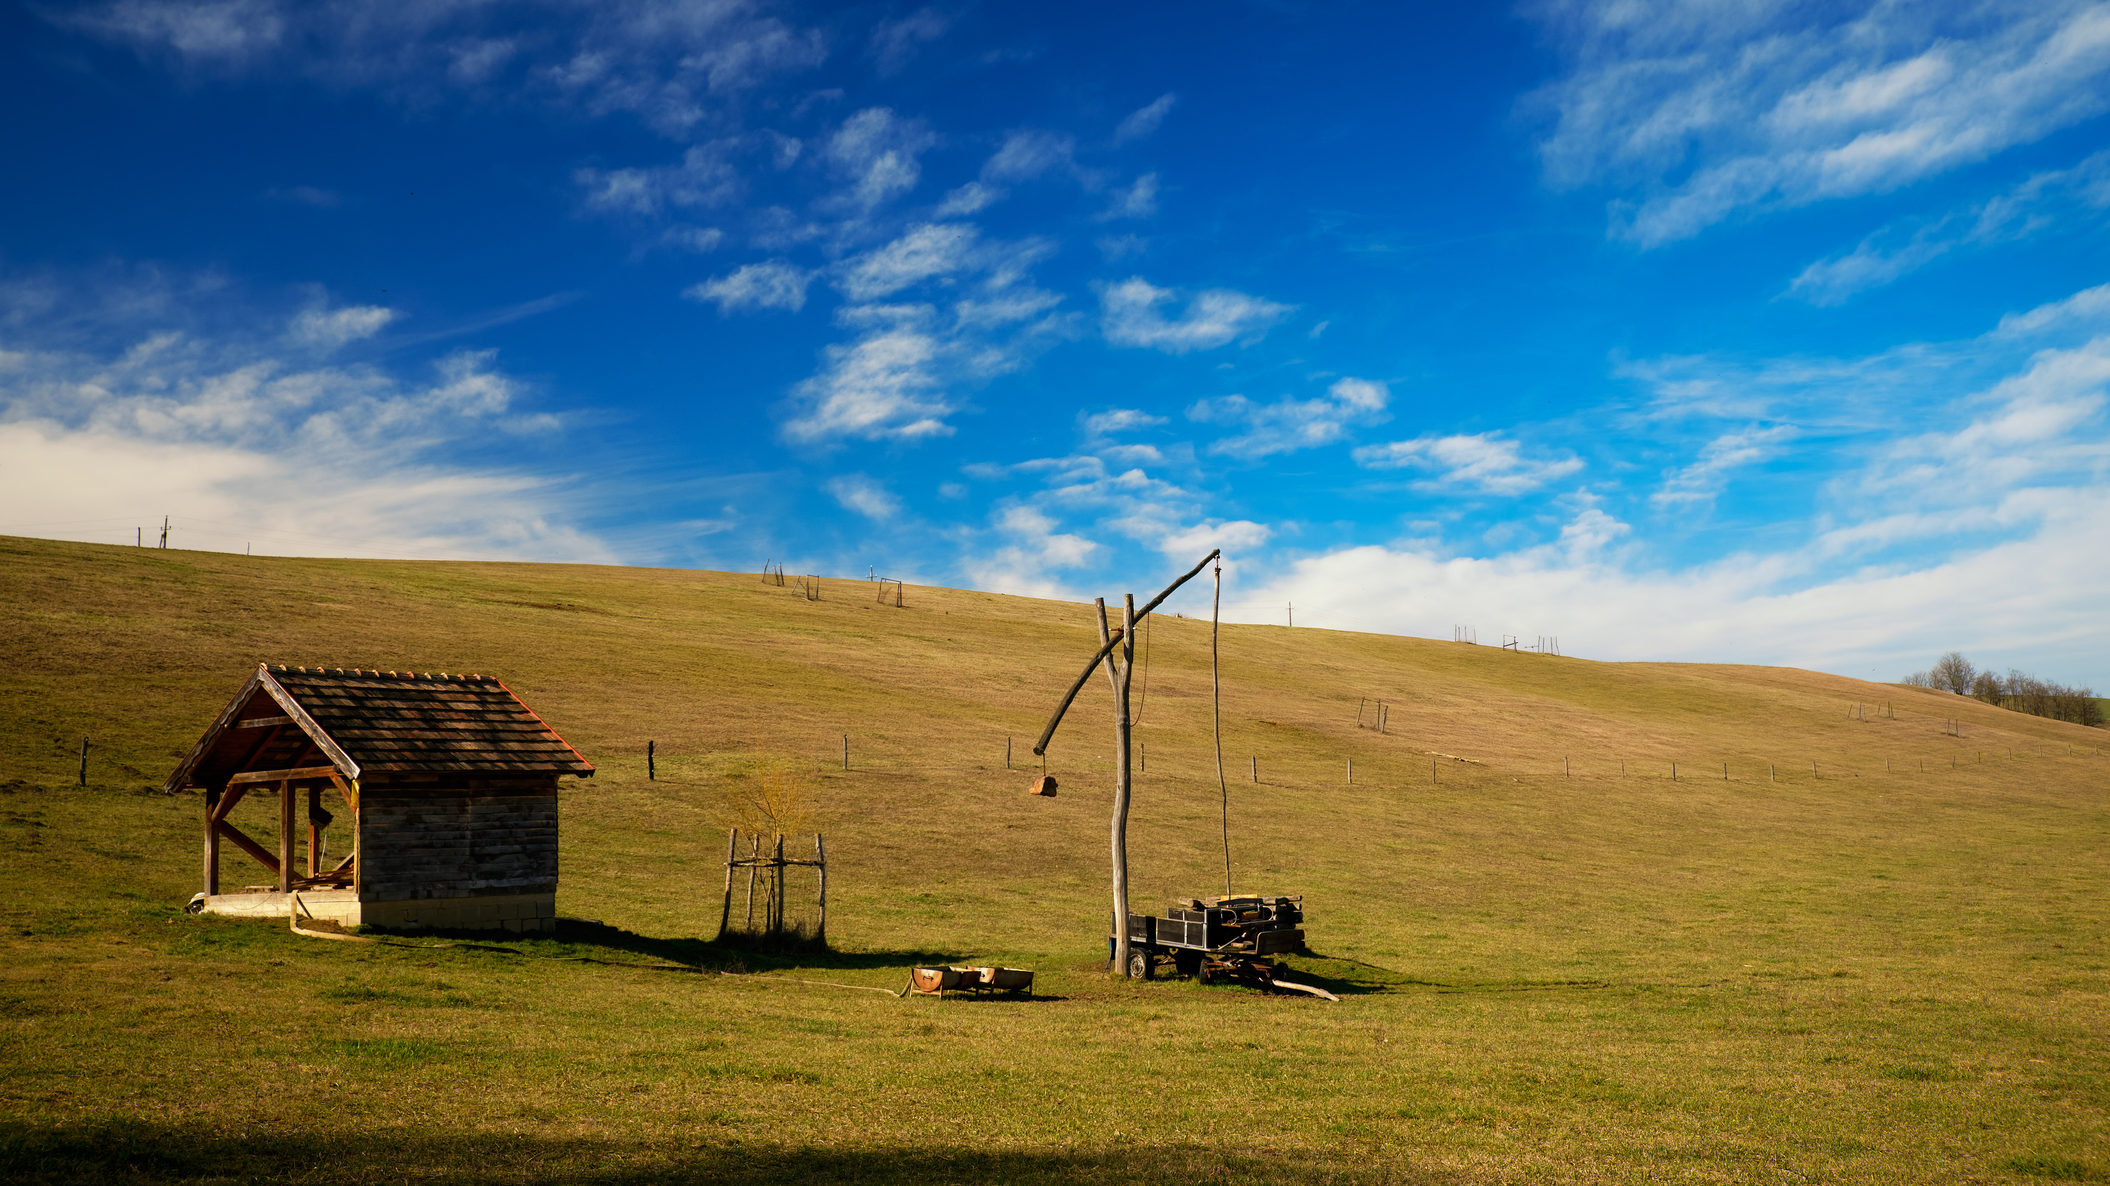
left=358, top=783, right=558, bottom=902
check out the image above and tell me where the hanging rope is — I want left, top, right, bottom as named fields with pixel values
left=1213, top=558, right=1231, bottom=897
left=1129, top=610, right=1153, bottom=728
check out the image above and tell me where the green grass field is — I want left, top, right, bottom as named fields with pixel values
left=2, top=534, right=2106, bottom=1183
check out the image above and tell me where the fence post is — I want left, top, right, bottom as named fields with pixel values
left=718, top=829, right=736, bottom=939
left=647, top=740, right=655, bottom=781
left=842, top=734, right=849, bottom=771
left=78, top=737, right=89, bottom=788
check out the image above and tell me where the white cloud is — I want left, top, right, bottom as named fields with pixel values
left=1353, top=430, right=1582, bottom=494
left=936, top=181, right=1001, bottom=217
left=1237, top=490, right=2110, bottom=684
left=1101, top=173, right=1159, bottom=220
left=783, top=307, right=953, bottom=443
left=685, top=260, right=812, bottom=313
left=982, top=129, right=1076, bottom=183
left=837, top=223, right=979, bottom=301
left=824, top=107, right=936, bottom=209
left=1789, top=149, right=2110, bottom=303
left=1529, top=0, right=2110, bottom=244
left=825, top=473, right=902, bottom=520
left=287, top=303, right=397, bottom=349
left=869, top=7, right=948, bottom=75
left=575, top=143, right=741, bottom=215
left=1080, top=407, right=1167, bottom=438
left=1195, top=376, right=1390, bottom=459
left=661, top=225, right=726, bottom=253
left=1099, top=276, right=1291, bottom=353
left=1651, top=424, right=1796, bottom=507
left=0, top=282, right=607, bottom=562
left=1113, top=94, right=1176, bottom=144
left=63, top=1, right=826, bottom=139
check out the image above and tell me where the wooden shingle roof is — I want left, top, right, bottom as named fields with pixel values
left=165, top=664, right=594, bottom=792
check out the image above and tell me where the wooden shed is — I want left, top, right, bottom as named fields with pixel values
left=166, top=664, right=594, bottom=933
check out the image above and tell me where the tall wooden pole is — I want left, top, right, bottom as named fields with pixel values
left=1101, top=596, right=1138, bottom=977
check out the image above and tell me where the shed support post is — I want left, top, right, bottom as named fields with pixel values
left=203, top=788, right=221, bottom=896
left=277, top=779, right=293, bottom=893
left=306, top=786, right=321, bottom=879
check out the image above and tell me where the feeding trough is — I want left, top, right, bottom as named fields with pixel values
left=909, top=965, right=1035, bottom=998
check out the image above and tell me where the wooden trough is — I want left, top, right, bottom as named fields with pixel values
left=909, top=966, right=1034, bottom=998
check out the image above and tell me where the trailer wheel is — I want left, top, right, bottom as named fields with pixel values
left=1126, top=949, right=1153, bottom=980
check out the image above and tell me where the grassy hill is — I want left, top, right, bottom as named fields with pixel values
left=1, top=533, right=2105, bottom=1184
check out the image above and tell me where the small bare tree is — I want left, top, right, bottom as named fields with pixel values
left=1930, top=652, right=1976, bottom=695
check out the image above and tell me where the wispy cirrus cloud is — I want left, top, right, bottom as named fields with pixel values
left=1527, top=0, right=2110, bottom=245
left=576, top=143, right=743, bottom=216
left=1113, top=94, right=1176, bottom=144
left=1651, top=424, right=1796, bottom=508
left=825, top=473, right=902, bottom=520
left=61, top=0, right=825, bottom=138
left=836, top=223, right=979, bottom=301
left=823, top=107, right=937, bottom=210
left=1353, top=429, right=1581, bottom=494
left=686, top=260, right=812, bottom=313
left=1789, top=149, right=2110, bottom=304
left=1099, top=276, right=1291, bottom=352
left=1192, top=377, right=1389, bottom=459
left=287, top=302, right=397, bottom=350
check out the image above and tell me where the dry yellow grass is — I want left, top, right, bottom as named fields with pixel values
left=0, top=533, right=2105, bottom=1183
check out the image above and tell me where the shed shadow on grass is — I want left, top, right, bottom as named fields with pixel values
left=0, top=1122, right=1458, bottom=1185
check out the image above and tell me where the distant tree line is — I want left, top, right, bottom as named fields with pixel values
left=1900, top=651, right=2101, bottom=727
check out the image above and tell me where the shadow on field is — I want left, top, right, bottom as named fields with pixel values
left=553, top=919, right=960, bottom=972
left=1284, top=951, right=1615, bottom=998
left=0, top=1122, right=1450, bottom=1185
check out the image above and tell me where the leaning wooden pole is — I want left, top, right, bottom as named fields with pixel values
left=1213, top=558, right=1230, bottom=898
left=1032, top=548, right=1220, bottom=758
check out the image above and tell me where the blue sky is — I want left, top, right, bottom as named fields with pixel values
left=2, top=1, right=2107, bottom=686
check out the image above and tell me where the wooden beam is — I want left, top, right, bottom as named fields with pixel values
left=208, top=784, right=247, bottom=825
left=229, top=765, right=341, bottom=786
left=329, top=773, right=358, bottom=812
left=255, top=669, right=363, bottom=780
left=1032, top=548, right=1218, bottom=756
left=214, top=820, right=281, bottom=876
left=235, top=715, right=294, bottom=729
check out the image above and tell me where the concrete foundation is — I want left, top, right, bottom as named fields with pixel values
left=196, top=889, right=556, bottom=933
